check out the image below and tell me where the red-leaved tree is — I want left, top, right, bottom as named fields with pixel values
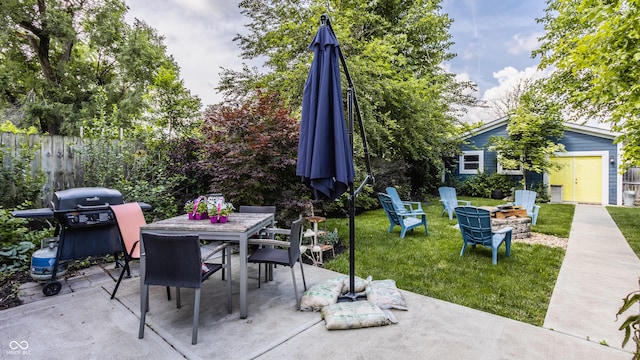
left=200, top=90, right=307, bottom=222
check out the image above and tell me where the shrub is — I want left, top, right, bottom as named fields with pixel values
left=459, top=172, right=517, bottom=198
left=0, top=207, right=53, bottom=274
left=529, top=182, right=550, bottom=203
left=162, top=137, right=211, bottom=204
left=0, top=131, right=45, bottom=209
left=0, top=241, right=35, bottom=273
left=76, top=108, right=185, bottom=220
left=77, top=107, right=127, bottom=188
left=199, top=90, right=307, bottom=222
left=319, top=184, right=378, bottom=218
left=0, top=207, right=29, bottom=247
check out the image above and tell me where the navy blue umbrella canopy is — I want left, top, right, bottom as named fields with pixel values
left=296, top=22, right=355, bottom=201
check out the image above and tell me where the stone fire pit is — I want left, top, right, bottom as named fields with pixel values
left=491, top=216, right=531, bottom=239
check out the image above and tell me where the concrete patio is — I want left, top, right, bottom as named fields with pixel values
left=0, top=204, right=636, bottom=359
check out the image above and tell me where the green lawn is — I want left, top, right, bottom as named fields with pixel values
left=323, top=198, right=574, bottom=326
left=607, top=206, right=640, bottom=257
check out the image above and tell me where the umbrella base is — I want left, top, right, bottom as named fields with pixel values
left=338, top=292, right=367, bottom=303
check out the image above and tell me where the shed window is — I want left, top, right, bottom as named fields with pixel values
left=497, top=153, right=523, bottom=175
left=497, top=161, right=523, bottom=175
left=459, top=151, right=484, bottom=175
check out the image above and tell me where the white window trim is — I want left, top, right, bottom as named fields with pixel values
left=497, top=158, right=523, bottom=175
left=459, top=150, right=484, bottom=175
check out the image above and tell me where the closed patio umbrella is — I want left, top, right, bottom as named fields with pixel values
left=296, top=17, right=354, bottom=201
left=297, top=15, right=373, bottom=300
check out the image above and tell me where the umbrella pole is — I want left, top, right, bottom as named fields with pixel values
left=323, top=15, right=373, bottom=302
left=340, top=88, right=363, bottom=301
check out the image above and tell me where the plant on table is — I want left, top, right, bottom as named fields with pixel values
left=206, top=196, right=234, bottom=217
left=184, top=197, right=208, bottom=219
left=184, top=196, right=208, bottom=219
left=219, top=202, right=235, bottom=217
left=195, top=199, right=208, bottom=215
left=184, top=200, right=196, bottom=214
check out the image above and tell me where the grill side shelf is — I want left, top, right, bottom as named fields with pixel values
left=11, top=208, right=54, bottom=219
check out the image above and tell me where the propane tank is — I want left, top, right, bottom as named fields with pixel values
left=31, top=237, right=67, bottom=281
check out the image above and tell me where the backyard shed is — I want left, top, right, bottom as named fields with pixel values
left=454, top=117, right=623, bottom=205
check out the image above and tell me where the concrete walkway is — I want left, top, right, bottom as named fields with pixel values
left=0, top=204, right=636, bottom=359
left=544, top=204, right=640, bottom=350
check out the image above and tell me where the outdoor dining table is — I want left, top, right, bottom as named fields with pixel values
left=140, top=212, right=275, bottom=319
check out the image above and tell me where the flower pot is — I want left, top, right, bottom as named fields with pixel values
left=219, top=215, right=228, bottom=223
left=187, top=212, right=195, bottom=220
left=210, top=216, right=219, bottom=224
left=194, top=212, right=208, bottom=220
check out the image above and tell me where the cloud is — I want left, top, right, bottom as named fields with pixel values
left=506, top=32, right=543, bottom=55
left=125, top=0, right=253, bottom=106
left=456, top=65, right=548, bottom=123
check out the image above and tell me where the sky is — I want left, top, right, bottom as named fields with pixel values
left=124, top=0, right=548, bottom=124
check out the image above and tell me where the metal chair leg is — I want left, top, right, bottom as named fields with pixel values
left=225, top=247, right=232, bottom=313
left=139, top=284, right=148, bottom=339
left=298, top=259, right=307, bottom=291
left=110, top=262, right=130, bottom=299
left=257, top=263, right=262, bottom=288
left=290, top=267, right=300, bottom=309
left=192, top=288, right=200, bottom=345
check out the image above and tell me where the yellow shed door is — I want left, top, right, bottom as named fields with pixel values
left=549, top=156, right=602, bottom=203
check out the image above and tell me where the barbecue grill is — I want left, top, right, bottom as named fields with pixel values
left=12, top=187, right=150, bottom=296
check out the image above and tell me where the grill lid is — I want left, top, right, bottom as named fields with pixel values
left=53, top=187, right=124, bottom=210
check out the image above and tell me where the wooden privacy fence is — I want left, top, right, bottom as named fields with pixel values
left=1, top=132, right=84, bottom=206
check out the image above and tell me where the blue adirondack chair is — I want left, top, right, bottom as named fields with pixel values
left=508, top=190, right=541, bottom=225
left=378, top=193, right=428, bottom=238
left=438, top=187, right=471, bottom=220
left=455, top=206, right=512, bottom=265
left=385, top=187, right=424, bottom=215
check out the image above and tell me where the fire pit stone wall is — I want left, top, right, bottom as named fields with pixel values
left=491, top=217, right=531, bottom=239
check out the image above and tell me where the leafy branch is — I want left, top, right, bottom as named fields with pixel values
left=617, top=278, right=640, bottom=359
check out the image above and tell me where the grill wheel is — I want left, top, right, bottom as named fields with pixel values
left=43, top=281, right=62, bottom=296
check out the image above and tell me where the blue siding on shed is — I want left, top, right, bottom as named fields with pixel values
left=454, top=120, right=619, bottom=204
left=457, top=123, right=513, bottom=181
left=561, top=131, right=615, bottom=152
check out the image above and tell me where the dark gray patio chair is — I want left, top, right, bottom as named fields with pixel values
left=247, top=217, right=307, bottom=308
left=239, top=205, right=282, bottom=281
left=138, top=232, right=231, bottom=345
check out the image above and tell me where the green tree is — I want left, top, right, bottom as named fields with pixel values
left=76, top=99, right=186, bottom=222
left=0, top=0, right=199, bottom=135
left=488, top=85, right=566, bottom=189
left=534, top=0, right=640, bottom=170
left=145, top=65, right=202, bottom=138
left=223, top=0, right=474, bottom=195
